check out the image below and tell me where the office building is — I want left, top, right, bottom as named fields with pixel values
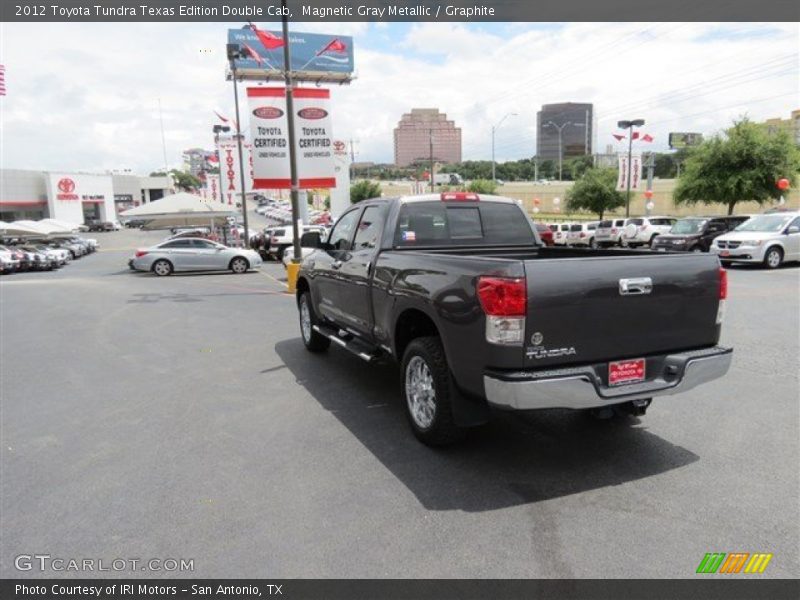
left=537, top=103, right=594, bottom=161
left=394, top=109, right=462, bottom=167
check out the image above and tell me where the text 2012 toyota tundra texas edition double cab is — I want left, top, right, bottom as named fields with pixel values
left=295, top=193, right=732, bottom=445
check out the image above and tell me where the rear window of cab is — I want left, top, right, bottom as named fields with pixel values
left=394, top=201, right=535, bottom=247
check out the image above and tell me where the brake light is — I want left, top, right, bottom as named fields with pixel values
left=441, top=192, right=479, bottom=201
left=478, top=277, right=527, bottom=345
left=580, top=232, right=586, bottom=238
left=135, top=249, right=148, bottom=258
left=641, top=224, right=648, bottom=231
left=611, top=228, right=617, bottom=234
left=719, top=267, right=727, bottom=300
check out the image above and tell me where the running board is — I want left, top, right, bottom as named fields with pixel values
left=313, top=324, right=381, bottom=362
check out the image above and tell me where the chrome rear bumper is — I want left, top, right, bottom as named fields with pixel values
left=484, top=346, right=732, bottom=411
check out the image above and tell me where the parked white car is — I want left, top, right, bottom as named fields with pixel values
left=549, top=222, right=573, bottom=246
left=566, top=221, right=600, bottom=248
left=710, top=211, right=800, bottom=269
left=621, top=216, right=676, bottom=247
left=595, top=218, right=629, bottom=247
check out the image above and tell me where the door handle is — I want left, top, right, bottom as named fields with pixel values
left=331, top=260, right=342, bottom=270
left=619, top=277, right=653, bottom=295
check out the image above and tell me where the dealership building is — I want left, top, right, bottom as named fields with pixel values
left=0, top=169, right=172, bottom=223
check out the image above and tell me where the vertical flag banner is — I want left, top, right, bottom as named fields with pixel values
left=218, top=141, right=254, bottom=205
left=248, top=87, right=336, bottom=189
left=617, top=153, right=643, bottom=191
left=204, top=175, right=221, bottom=204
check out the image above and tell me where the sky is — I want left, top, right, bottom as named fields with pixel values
left=0, top=21, right=798, bottom=175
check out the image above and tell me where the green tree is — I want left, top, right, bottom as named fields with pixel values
left=566, top=168, right=626, bottom=219
left=350, top=180, right=382, bottom=203
left=467, top=179, right=498, bottom=194
left=562, top=155, right=594, bottom=181
left=674, top=119, right=800, bottom=215
left=168, top=169, right=202, bottom=191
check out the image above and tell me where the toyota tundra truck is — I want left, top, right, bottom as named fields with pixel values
left=295, top=193, right=732, bottom=446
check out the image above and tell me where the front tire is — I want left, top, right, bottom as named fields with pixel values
left=402, top=337, right=464, bottom=446
left=298, top=291, right=330, bottom=352
left=230, top=257, right=249, bottom=274
left=763, top=246, right=783, bottom=269
left=152, top=259, right=173, bottom=277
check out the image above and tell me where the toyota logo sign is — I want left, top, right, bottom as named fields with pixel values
left=58, top=178, right=76, bottom=193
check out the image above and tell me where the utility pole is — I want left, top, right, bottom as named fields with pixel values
left=617, top=118, right=645, bottom=217
left=429, top=129, right=435, bottom=193
left=533, top=155, right=539, bottom=181
left=158, top=98, right=169, bottom=175
left=348, top=138, right=358, bottom=182
left=280, top=1, right=302, bottom=264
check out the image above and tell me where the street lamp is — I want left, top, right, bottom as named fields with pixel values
left=545, top=120, right=585, bottom=181
left=617, top=118, right=645, bottom=217
left=225, top=43, right=251, bottom=248
left=212, top=124, right=230, bottom=172
left=492, top=113, right=517, bottom=182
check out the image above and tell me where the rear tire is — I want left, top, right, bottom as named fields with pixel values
left=589, top=237, right=597, bottom=249
left=763, top=246, right=783, bottom=269
left=402, top=337, right=465, bottom=446
left=152, top=259, right=173, bottom=277
left=690, top=246, right=703, bottom=253
left=298, top=291, right=330, bottom=352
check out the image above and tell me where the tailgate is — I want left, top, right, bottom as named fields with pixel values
left=523, top=254, right=721, bottom=368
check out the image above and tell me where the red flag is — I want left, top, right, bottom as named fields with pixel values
left=317, top=38, right=347, bottom=55
left=243, top=43, right=263, bottom=66
left=249, top=22, right=284, bottom=50
left=214, top=111, right=229, bottom=124
left=207, top=155, right=219, bottom=163
left=612, top=134, right=625, bottom=141
left=642, top=134, right=654, bottom=142
left=632, top=131, right=640, bottom=140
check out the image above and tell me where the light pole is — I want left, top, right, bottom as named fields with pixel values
left=226, top=46, right=251, bottom=248
left=212, top=124, right=230, bottom=172
left=545, top=120, right=584, bottom=181
left=492, top=113, right=517, bottom=182
left=617, top=118, right=645, bottom=217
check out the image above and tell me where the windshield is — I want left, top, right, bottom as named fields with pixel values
left=671, top=219, right=707, bottom=234
left=735, top=215, right=792, bottom=232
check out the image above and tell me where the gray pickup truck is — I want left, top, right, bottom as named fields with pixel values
left=296, top=193, right=732, bottom=445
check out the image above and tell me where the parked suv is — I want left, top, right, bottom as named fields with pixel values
left=267, top=225, right=328, bottom=260
left=595, top=218, right=629, bottom=247
left=652, top=216, right=750, bottom=253
left=566, top=221, right=600, bottom=248
left=621, top=216, right=676, bottom=247
left=549, top=222, right=573, bottom=246
left=711, top=212, right=800, bottom=269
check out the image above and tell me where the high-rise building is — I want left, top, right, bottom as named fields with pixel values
left=536, top=103, right=594, bottom=162
left=394, top=108, right=462, bottom=167
left=183, top=148, right=214, bottom=177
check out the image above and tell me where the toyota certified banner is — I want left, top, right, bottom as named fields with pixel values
left=248, top=87, right=337, bottom=189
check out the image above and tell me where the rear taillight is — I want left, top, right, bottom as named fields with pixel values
left=611, top=228, right=617, bottom=234
left=718, top=267, right=728, bottom=300
left=717, top=268, right=727, bottom=324
left=641, top=224, right=648, bottom=231
left=135, top=250, right=148, bottom=258
left=580, top=232, right=586, bottom=238
left=477, top=276, right=526, bottom=345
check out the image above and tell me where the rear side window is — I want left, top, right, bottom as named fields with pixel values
left=599, top=220, right=612, bottom=227
left=570, top=224, right=582, bottom=232
left=615, top=220, right=626, bottom=227
left=560, top=224, right=570, bottom=231
left=354, top=205, right=387, bottom=250
left=588, top=224, right=597, bottom=231
left=272, top=229, right=285, bottom=237
left=629, top=218, right=644, bottom=226
left=394, top=201, right=534, bottom=247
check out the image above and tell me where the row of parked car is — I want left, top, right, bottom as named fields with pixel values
left=537, top=210, right=800, bottom=269
left=254, top=197, right=332, bottom=227
left=0, top=236, right=98, bottom=274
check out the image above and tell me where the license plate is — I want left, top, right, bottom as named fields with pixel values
left=609, top=358, right=646, bottom=386
left=656, top=247, right=666, bottom=252
left=720, top=250, right=730, bottom=257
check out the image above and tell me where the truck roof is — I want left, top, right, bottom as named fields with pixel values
left=394, top=193, right=521, bottom=205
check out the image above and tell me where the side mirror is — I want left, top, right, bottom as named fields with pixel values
left=300, top=231, right=323, bottom=248
left=787, top=226, right=799, bottom=234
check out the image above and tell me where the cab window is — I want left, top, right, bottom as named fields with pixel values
left=353, top=205, right=387, bottom=250
left=328, top=209, right=362, bottom=251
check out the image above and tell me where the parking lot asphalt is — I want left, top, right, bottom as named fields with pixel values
left=1, top=227, right=798, bottom=579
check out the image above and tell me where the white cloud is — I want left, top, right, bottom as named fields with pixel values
left=0, top=21, right=797, bottom=173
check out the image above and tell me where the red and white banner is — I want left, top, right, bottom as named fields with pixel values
left=217, top=142, right=254, bottom=205
left=204, top=175, right=221, bottom=203
left=617, top=153, right=643, bottom=191
left=247, top=87, right=336, bottom=189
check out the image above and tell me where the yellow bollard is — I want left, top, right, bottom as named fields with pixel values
left=286, top=261, right=300, bottom=294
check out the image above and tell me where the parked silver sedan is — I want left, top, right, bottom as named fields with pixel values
left=129, top=238, right=263, bottom=276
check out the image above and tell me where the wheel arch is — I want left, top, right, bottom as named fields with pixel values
left=394, top=307, right=441, bottom=361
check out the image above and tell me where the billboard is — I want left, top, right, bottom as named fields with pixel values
left=45, top=173, right=115, bottom=224
left=228, top=29, right=353, bottom=82
left=669, top=132, right=703, bottom=149
left=247, top=87, right=336, bottom=190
